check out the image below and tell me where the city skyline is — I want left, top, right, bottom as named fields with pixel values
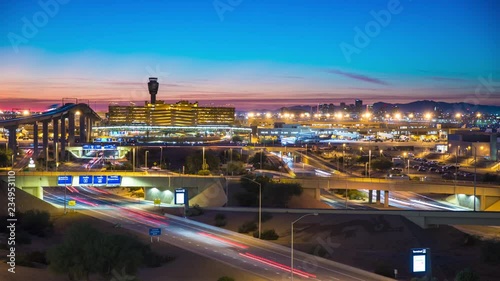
left=1, top=0, right=499, bottom=111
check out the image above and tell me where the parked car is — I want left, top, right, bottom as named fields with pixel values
left=418, top=167, right=428, bottom=172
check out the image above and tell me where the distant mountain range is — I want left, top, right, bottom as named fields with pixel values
left=372, top=100, right=500, bottom=114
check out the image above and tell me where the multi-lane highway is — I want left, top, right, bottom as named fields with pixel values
left=43, top=186, right=393, bottom=281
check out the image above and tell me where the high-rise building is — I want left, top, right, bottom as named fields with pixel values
left=355, top=99, right=363, bottom=108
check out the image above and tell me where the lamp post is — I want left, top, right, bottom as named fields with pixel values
left=403, top=152, right=408, bottom=174
left=342, top=143, right=346, bottom=174
left=260, top=148, right=263, bottom=170
left=145, top=150, right=149, bottom=169
left=472, top=145, right=484, bottom=211
left=132, top=147, right=136, bottom=172
left=368, top=149, right=372, bottom=179
left=160, top=146, right=163, bottom=168
left=246, top=178, right=262, bottom=239
left=291, top=213, right=319, bottom=280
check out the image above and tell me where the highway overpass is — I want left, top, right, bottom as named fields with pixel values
left=206, top=207, right=500, bottom=229
left=0, top=102, right=101, bottom=161
left=282, top=177, right=500, bottom=211
left=4, top=170, right=500, bottom=210
left=0, top=172, right=228, bottom=207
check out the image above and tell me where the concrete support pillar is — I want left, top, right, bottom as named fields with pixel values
left=53, top=118, right=59, bottom=161
left=42, top=121, right=49, bottom=160
left=86, top=117, right=92, bottom=143
left=368, top=190, right=373, bottom=204
left=7, top=126, right=18, bottom=158
left=376, top=190, right=381, bottom=204
left=79, top=115, right=86, bottom=143
left=33, top=122, right=39, bottom=158
left=68, top=112, right=75, bottom=145
left=384, top=190, right=389, bottom=208
left=60, top=115, right=66, bottom=162
left=479, top=195, right=486, bottom=211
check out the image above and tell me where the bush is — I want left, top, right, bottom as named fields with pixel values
left=25, top=250, right=48, bottom=265
left=253, top=229, right=279, bottom=240
left=218, top=277, right=235, bottom=281
left=238, top=221, right=257, bottom=233
left=215, top=213, right=227, bottom=226
left=142, top=247, right=175, bottom=268
left=462, top=234, right=478, bottom=246
left=186, top=204, right=204, bottom=217
left=374, top=263, right=393, bottom=278
left=19, top=210, right=53, bottom=237
left=455, top=268, right=480, bottom=281
left=254, top=212, right=273, bottom=223
left=17, top=231, right=32, bottom=244
left=198, top=169, right=211, bottom=175
left=348, top=190, right=366, bottom=200
left=481, top=240, right=500, bottom=264
left=215, top=213, right=226, bottom=220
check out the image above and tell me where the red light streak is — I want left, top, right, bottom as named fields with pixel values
left=198, top=232, right=248, bottom=249
left=239, top=252, right=316, bottom=278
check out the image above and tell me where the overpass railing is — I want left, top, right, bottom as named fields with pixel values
left=289, top=176, right=499, bottom=187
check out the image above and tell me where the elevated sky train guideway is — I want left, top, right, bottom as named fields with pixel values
left=0, top=102, right=101, bottom=162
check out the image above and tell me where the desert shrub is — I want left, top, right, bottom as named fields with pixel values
left=238, top=221, right=257, bottom=233
left=253, top=229, right=279, bottom=240
left=254, top=212, right=273, bottom=223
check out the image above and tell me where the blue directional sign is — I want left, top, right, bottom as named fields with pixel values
left=174, top=188, right=188, bottom=205
left=83, top=144, right=103, bottom=150
left=107, top=175, right=122, bottom=185
left=79, top=175, right=93, bottom=185
left=149, top=228, right=161, bottom=236
left=93, top=175, right=107, bottom=185
left=57, top=176, right=73, bottom=186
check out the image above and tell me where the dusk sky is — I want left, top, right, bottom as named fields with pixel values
left=1, top=0, right=499, bottom=111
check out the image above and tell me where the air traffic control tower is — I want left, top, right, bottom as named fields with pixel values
left=148, top=77, right=159, bottom=104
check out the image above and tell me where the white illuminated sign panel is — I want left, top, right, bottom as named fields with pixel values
left=413, top=255, right=426, bottom=272
left=175, top=188, right=187, bottom=205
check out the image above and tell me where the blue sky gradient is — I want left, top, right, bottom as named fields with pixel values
left=0, top=0, right=498, bottom=110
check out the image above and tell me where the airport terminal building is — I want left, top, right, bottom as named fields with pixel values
left=107, top=100, right=235, bottom=126
left=106, top=78, right=235, bottom=126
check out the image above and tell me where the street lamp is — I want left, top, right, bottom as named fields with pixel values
left=342, top=143, right=346, bottom=174
left=246, top=178, right=262, bottom=239
left=145, top=150, right=149, bottom=169
left=368, top=149, right=372, bottom=179
left=160, top=146, right=163, bottom=168
left=472, top=145, right=484, bottom=211
left=132, top=147, right=136, bottom=172
left=291, top=213, right=319, bottom=280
